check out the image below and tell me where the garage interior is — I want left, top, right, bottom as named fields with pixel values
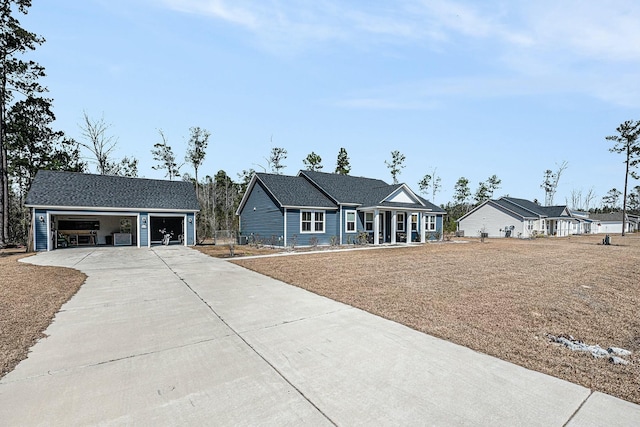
left=149, top=216, right=184, bottom=245
left=52, top=214, right=137, bottom=248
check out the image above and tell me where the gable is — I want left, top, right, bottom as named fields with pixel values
left=385, top=188, right=416, bottom=204
left=299, top=170, right=437, bottom=211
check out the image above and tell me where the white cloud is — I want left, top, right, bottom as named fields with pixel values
left=520, top=1, right=640, bottom=62
left=159, top=0, right=640, bottom=61
left=161, top=0, right=258, bottom=28
left=159, top=0, right=640, bottom=107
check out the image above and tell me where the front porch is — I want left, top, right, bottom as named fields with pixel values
left=360, top=209, right=440, bottom=244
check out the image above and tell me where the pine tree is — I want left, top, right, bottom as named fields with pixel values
left=335, top=147, right=351, bottom=175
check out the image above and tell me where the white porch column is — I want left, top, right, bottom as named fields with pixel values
left=391, top=211, right=397, bottom=244
left=420, top=213, right=426, bottom=243
left=374, top=210, right=380, bottom=245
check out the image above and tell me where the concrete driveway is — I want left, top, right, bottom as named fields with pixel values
left=1, top=246, right=639, bottom=426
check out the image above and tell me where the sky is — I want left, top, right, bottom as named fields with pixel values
left=20, top=0, right=640, bottom=208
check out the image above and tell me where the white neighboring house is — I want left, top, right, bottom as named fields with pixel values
left=589, top=212, right=638, bottom=234
left=457, top=197, right=584, bottom=238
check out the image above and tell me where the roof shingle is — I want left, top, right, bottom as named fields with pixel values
left=255, top=173, right=337, bottom=208
left=25, top=170, right=199, bottom=211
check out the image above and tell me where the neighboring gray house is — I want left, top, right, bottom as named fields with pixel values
left=457, top=197, right=582, bottom=238
left=236, top=170, right=446, bottom=247
left=25, top=170, right=199, bottom=251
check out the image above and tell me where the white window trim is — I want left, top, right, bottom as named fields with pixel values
left=365, top=212, right=374, bottom=232
left=345, top=210, right=357, bottom=233
left=301, top=210, right=325, bottom=233
left=411, top=213, right=418, bottom=231
left=397, top=212, right=405, bottom=232
left=426, top=215, right=436, bottom=231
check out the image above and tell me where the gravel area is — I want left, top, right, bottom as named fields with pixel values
left=232, top=235, right=640, bottom=404
left=0, top=250, right=86, bottom=378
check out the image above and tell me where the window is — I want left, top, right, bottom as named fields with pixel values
left=301, top=211, right=312, bottom=232
left=314, top=211, right=324, bottom=232
left=346, top=210, right=357, bottom=232
left=365, top=212, right=374, bottom=231
left=397, top=212, right=405, bottom=232
left=411, top=214, right=418, bottom=231
left=301, top=210, right=325, bottom=233
left=426, top=215, right=436, bottom=231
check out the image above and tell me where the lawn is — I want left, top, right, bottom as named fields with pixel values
left=232, top=235, right=640, bottom=404
left=0, top=249, right=86, bottom=378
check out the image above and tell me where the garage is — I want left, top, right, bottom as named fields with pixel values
left=25, top=170, right=199, bottom=251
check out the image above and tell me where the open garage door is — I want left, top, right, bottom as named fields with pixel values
left=51, top=213, right=137, bottom=248
left=150, top=216, right=184, bottom=245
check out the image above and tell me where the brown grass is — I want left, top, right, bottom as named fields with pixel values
left=232, top=235, right=640, bottom=404
left=195, top=243, right=284, bottom=258
left=0, top=249, right=86, bottom=378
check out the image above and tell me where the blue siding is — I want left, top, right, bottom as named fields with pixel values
left=424, top=214, right=445, bottom=241
left=341, top=209, right=363, bottom=244
left=140, top=213, right=149, bottom=246
left=186, top=213, right=195, bottom=245
left=286, top=209, right=338, bottom=246
left=35, top=209, right=48, bottom=251
left=239, top=181, right=285, bottom=245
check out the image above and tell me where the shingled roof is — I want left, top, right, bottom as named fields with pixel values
left=255, top=173, right=337, bottom=208
left=589, top=212, right=627, bottom=222
left=300, top=170, right=391, bottom=205
left=300, top=170, right=444, bottom=211
left=495, top=197, right=570, bottom=218
left=25, top=170, right=200, bottom=211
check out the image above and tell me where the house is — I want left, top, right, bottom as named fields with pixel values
left=456, top=197, right=584, bottom=238
left=25, top=170, right=199, bottom=251
left=589, top=212, right=637, bottom=234
left=236, top=170, right=446, bottom=247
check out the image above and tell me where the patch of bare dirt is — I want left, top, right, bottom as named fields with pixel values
left=232, top=235, right=640, bottom=404
left=194, top=243, right=284, bottom=258
left=0, top=249, right=86, bottom=378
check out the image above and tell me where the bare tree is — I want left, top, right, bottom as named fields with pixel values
left=540, top=161, right=568, bottom=206
left=185, top=126, right=210, bottom=199
left=77, top=112, right=138, bottom=176
left=78, top=112, right=118, bottom=174
left=567, top=188, right=597, bottom=211
left=418, top=167, right=441, bottom=202
left=151, top=129, right=181, bottom=180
